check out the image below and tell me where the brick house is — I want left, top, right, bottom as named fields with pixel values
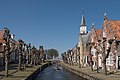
left=72, top=46, right=77, bottom=66
left=0, top=30, right=6, bottom=66
left=90, top=23, right=102, bottom=69
left=101, top=13, right=120, bottom=71
left=0, top=29, right=18, bottom=66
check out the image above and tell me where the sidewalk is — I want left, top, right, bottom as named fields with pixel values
left=60, top=62, right=120, bottom=80
left=0, top=63, right=47, bottom=80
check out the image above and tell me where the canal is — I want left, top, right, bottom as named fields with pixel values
left=34, top=65, right=86, bottom=80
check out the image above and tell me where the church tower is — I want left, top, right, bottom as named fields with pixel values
left=80, top=14, right=87, bottom=35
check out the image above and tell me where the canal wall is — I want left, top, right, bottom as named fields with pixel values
left=25, top=63, right=50, bottom=80
left=60, top=63, right=100, bottom=80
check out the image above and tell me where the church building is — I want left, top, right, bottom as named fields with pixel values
left=77, top=14, right=91, bottom=67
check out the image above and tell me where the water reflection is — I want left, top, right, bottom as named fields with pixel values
left=35, top=65, right=86, bottom=80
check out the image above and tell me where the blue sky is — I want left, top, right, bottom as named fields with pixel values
left=0, top=0, right=120, bottom=55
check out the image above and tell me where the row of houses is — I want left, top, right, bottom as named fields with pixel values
left=90, top=14, right=120, bottom=72
left=0, top=28, right=45, bottom=67
left=62, top=13, right=120, bottom=73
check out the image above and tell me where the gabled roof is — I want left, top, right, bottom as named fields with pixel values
left=96, top=30, right=101, bottom=37
left=108, top=20, right=120, bottom=40
left=95, top=30, right=101, bottom=40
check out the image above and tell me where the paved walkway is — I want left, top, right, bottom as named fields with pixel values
left=60, top=62, right=120, bottom=80
left=0, top=63, right=47, bottom=80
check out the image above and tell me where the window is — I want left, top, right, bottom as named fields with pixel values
left=106, top=41, right=110, bottom=50
left=103, top=31, right=106, bottom=38
left=92, top=37, right=94, bottom=42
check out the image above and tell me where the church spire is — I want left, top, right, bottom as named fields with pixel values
left=80, top=9, right=87, bottom=35
left=81, top=14, right=86, bottom=26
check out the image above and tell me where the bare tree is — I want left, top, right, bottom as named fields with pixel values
left=18, top=39, right=24, bottom=71
left=3, top=28, right=15, bottom=77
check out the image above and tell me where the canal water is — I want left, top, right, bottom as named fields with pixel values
left=34, top=65, right=86, bottom=80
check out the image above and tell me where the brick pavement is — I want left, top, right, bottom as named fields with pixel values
left=60, top=62, right=120, bottom=80
left=0, top=63, right=47, bottom=80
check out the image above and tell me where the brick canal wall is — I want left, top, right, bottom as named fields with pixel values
left=60, top=63, right=100, bottom=80
left=25, top=63, right=50, bottom=80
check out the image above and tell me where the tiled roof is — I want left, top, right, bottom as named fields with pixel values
left=81, top=31, right=91, bottom=44
left=96, top=30, right=101, bottom=36
left=108, top=20, right=120, bottom=40
left=95, top=30, right=101, bottom=40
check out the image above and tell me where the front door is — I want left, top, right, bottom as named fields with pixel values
left=118, top=56, right=120, bottom=69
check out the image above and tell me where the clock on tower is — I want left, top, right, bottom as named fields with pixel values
left=80, top=14, right=87, bottom=34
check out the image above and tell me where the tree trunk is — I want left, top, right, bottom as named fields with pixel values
left=5, top=54, right=8, bottom=77
left=33, top=58, right=35, bottom=66
left=18, top=53, right=22, bottom=71
left=102, top=39, right=107, bottom=75
left=29, top=49, right=31, bottom=64
left=96, top=52, right=99, bottom=73
left=103, top=59, right=107, bottom=75
left=26, top=51, right=29, bottom=66
left=90, top=54, right=93, bottom=71
left=3, top=53, right=5, bottom=68
left=89, top=45, right=93, bottom=71
left=33, top=54, right=36, bottom=66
